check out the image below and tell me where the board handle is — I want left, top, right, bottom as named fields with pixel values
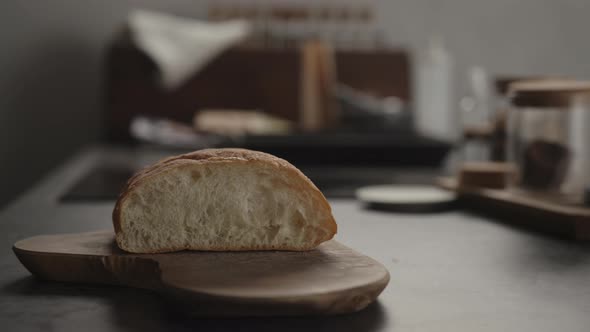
left=14, top=246, right=163, bottom=290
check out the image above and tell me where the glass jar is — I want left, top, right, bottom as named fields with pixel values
left=507, top=80, right=590, bottom=204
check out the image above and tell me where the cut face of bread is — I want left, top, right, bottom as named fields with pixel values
left=113, top=149, right=337, bottom=253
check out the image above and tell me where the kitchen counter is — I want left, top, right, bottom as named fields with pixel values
left=1, top=146, right=590, bottom=332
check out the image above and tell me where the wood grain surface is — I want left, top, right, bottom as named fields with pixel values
left=13, top=231, right=389, bottom=316
left=437, top=177, right=590, bottom=240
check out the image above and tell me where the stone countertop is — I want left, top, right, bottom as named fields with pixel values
left=1, top=146, right=590, bottom=332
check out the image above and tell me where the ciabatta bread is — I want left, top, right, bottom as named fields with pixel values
left=113, top=148, right=337, bottom=253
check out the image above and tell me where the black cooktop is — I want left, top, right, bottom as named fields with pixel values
left=62, top=131, right=449, bottom=202
left=60, top=165, right=438, bottom=202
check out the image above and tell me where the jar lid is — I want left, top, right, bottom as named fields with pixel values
left=509, top=79, right=590, bottom=108
left=495, top=76, right=552, bottom=96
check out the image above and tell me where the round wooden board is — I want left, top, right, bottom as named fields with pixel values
left=13, top=231, right=389, bottom=316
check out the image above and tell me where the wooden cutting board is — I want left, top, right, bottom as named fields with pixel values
left=13, top=231, right=389, bottom=316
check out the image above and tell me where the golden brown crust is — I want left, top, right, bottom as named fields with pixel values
left=112, top=148, right=337, bottom=252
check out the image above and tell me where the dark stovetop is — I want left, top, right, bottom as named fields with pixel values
left=65, top=131, right=450, bottom=202
left=60, top=165, right=439, bottom=202
left=239, top=132, right=451, bottom=167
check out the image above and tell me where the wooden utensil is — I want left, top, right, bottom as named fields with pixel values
left=13, top=231, right=389, bottom=316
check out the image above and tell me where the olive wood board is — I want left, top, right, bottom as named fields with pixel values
left=437, top=177, right=590, bottom=240
left=13, top=230, right=390, bottom=316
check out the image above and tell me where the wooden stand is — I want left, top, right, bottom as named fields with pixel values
left=437, top=177, right=590, bottom=240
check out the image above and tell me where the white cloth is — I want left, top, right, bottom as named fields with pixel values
left=128, top=10, right=251, bottom=90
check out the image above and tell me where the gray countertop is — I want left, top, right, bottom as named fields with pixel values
left=1, top=146, right=590, bottom=332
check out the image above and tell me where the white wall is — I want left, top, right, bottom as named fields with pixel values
left=0, top=1, right=128, bottom=206
left=377, top=0, right=590, bottom=92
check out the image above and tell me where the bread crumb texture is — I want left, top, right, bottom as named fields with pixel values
left=113, top=148, right=337, bottom=253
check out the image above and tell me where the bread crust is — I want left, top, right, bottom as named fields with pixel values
left=113, top=148, right=337, bottom=253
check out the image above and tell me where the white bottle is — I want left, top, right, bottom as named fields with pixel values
left=415, top=36, right=456, bottom=142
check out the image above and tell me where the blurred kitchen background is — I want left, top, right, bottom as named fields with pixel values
left=2, top=0, right=590, bottom=208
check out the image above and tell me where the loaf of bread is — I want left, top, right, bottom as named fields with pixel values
left=113, top=148, right=337, bottom=253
